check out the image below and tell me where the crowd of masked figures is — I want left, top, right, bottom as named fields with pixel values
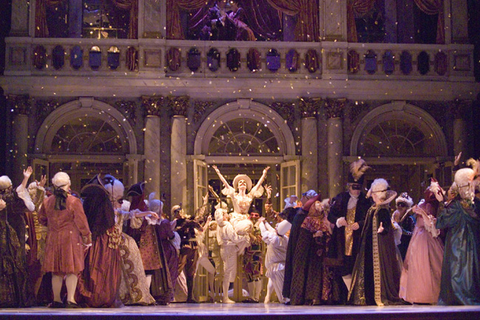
left=1, top=157, right=480, bottom=309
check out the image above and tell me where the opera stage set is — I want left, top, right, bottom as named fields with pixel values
left=2, top=1, right=480, bottom=320
left=1, top=304, right=480, bottom=320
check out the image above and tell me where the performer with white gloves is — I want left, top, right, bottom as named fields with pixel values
left=258, top=210, right=292, bottom=303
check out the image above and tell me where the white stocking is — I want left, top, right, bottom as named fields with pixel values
left=146, top=274, right=152, bottom=289
left=254, top=279, right=263, bottom=301
left=52, top=274, right=64, bottom=303
left=264, top=278, right=273, bottom=303
left=222, top=281, right=234, bottom=303
left=65, top=274, right=78, bottom=304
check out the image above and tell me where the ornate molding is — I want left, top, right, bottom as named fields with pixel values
left=193, top=100, right=214, bottom=123
left=270, top=102, right=294, bottom=123
left=168, top=95, right=190, bottom=117
left=450, top=99, right=472, bottom=120
left=8, top=94, right=31, bottom=116
left=324, top=98, right=346, bottom=119
left=298, top=97, right=322, bottom=118
left=115, top=100, right=137, bottom=122
left=142, top=95, right=165, bottom=117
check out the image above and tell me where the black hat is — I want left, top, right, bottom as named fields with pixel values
left=126, top=182, right=145, bottom=197
left=348, top=159, right=370, bottom=185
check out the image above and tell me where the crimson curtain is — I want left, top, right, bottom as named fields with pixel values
left=35, top=0, right=65, bottom=37
left=166, top=0, right=210, bottom=40
left=266, top=0, right=319, bottom=42
left=414, top=0, right=444, bottom=44
left=110, top=0, right=138, bottom=39
left=346, top=0, right=376, bottom=42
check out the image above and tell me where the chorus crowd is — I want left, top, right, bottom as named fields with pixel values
left=1, top=157, right=479, bottom=308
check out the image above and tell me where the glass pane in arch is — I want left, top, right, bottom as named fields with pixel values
left=51, top=116, right=126, bottom=154
left=207, top=118, right=279, bottom=156
left=358, top=119, right=435, bottom=158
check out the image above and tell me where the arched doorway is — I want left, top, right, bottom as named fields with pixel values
left=192, top=99, right=297, bottom=301
left=350, top=101, right=449, bottom=201
left=33, top=98, right=138, bottom=192
left=193, top=99, right=297, bottom=210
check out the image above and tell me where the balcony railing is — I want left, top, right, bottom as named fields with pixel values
left=4, top=37, right=475, bottom=82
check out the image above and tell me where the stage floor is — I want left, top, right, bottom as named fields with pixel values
left=1, top=303, right=480, bottom=320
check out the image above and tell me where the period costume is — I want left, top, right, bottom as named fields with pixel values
left=289, top=199, right=335, bottom=305
left=243, top=207, right=264, bottom=302
left=393, top=193, right=416, bottom=260
left=215, top=206, right=249, bottom=303
left=174, top=206, right=203, bottom=303
left=78, top=174, right=121, bottom=308
left=106, top=178, right=155, bottom=306
left=0, top=175, right=34, bottom=307
left=349, top=179, right=403, bottom=306
left=259, top=219, right=291, bottom=303
left=213, top=166, right=269, bottom=253
left=148, top=195, right=178, bottom=305
left=399, top=183, right=444, bottom=304
left=282, top=191, right=319, bottom=300
left=436, top=167, right=480, bottom=305
left=25, top=181, right=48, bottom=302
left=328, top=159, right=371, bottom=278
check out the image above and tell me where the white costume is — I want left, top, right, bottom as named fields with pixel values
left=259, top=220, right=291, bottom=303
left=215, top=207, right=249, bottom=303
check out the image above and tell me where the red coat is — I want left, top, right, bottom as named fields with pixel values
left=38, top=195, right=91, bottom=274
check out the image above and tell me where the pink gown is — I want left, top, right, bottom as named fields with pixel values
left=399, top=214, right=444, bottom=304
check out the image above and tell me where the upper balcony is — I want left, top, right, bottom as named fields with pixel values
left=4, top=37, right=475, bottom=84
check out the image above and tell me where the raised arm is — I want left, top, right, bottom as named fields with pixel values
left=251, top=166, right=270, bottom=192
left=212, top=165, right=231, bottom=190
left=21, top=166, right=33, bottom=189
left=209, top=185, right=221, bottom=203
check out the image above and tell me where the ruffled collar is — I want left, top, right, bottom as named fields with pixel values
left=373, top=190, right=397, bottom=207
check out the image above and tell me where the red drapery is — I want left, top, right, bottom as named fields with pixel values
left=346, top=0, right=376, bottom=42
left=266, top=0, right=319, bottom=42
left=166, top=0, right=210, bottom=40
left=413, top=0, right=444, bottom=44
left=110, top=0, right=138, bottom=39
left=36, top=0, right=138, bottom=39
left=35, top=0, right=65, bottom=38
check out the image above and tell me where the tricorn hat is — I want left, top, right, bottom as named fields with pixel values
left=126, top=182, right=145, bottom=197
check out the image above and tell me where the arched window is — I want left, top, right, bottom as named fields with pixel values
left=359, top=119, right=434, bottom=157
left=207, top=118, right=279, bottom=156
left=351, top=101, right=447, bottom=158
left=51, top=116, right=125, bottom=154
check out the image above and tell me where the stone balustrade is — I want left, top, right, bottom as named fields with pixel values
left=4, top=37, right=475, bottom=82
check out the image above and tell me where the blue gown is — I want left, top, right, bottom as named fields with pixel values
left=436, top=199, right=480, bottom=305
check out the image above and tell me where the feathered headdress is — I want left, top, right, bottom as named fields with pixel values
left=348, top=159, right=370, bottom=184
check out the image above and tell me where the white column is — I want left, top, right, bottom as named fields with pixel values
left=10, top=0, right=29, bottom=36
left=449, top=0, right=468, bottom=43
left=301, top=117, right=318, bottom=193
left=327, top=117, right=343, bottom=199
left=144, top=115, right=161, bottom=196
left=319, top=0, right=347, bottom=41
left=140, top=0, right=165, bottom=38
left=171, top=115, right=187, bottom=208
